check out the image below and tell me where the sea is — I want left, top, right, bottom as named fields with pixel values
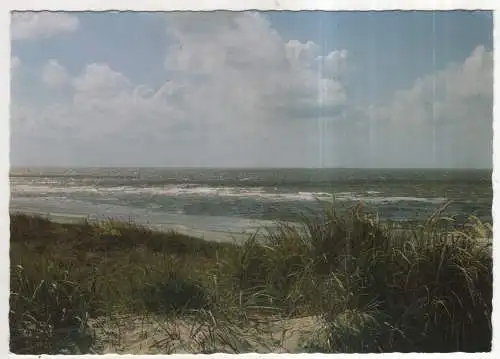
left=9, top=168, right=492, bottom=240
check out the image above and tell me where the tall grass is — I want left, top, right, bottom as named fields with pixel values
left=10, top=203, right=492, bottom=353
left=216, top=202, right=492, bottom=352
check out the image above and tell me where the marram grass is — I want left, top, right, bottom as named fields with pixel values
left=9, top=203, right=492, bottom=353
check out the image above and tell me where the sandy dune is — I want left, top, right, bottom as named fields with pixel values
left=88, top=314, right=325, bottom=354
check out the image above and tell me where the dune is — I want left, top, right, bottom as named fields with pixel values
left=88, top=314, right=324, bottom=354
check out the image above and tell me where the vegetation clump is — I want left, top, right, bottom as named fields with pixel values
left=10, top=203, right=492, bottom=354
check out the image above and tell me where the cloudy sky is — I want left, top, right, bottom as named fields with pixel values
left=10, top=11, right=493, bottom=168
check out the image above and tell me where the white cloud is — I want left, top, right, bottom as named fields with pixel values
left=9, top=12, right=492, bottom=168
left=318, top=49, right=349, bottom=79
left=285, top=40, right=320, bottom=69
left=355, top=45, right=493, bottom=168
left=11, top=12, right=79, bottom=40
left=163, top=12, right=348, bottom=124
left=42, top=59, right=69, bottom=89
left=72, top=63, right=133, bottom=98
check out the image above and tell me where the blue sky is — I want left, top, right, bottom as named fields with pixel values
left=270, top=11, right=492, bottom=94
left=10, top=11, right=493, bottom=168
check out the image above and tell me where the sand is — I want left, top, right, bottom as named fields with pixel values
left=10, top=209, right=268, bottom=243
left=87, top=314, right=325, bottom=354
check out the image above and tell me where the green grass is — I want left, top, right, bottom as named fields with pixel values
left=9, top=203, right=492, bottom=354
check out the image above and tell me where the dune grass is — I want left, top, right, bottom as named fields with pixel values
left=9, top=203, right=492, bottom=353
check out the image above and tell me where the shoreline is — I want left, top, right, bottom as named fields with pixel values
left=9, top=207, right=493, bottom=248
left=9, top=208, right=265, bottom=243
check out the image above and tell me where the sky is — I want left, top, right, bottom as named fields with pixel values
left=10, top=11, right=493, bottom=168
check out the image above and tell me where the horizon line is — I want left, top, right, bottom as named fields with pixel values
left=9, top=165, right=493, bottom=171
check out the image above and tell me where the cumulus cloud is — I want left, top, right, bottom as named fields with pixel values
left=72, top=63, right=133, bottom=98
left=11, top=11, right=79, bottom=40
left=346, top=45, right=493, bottom=168
left=9, top=12, right=492, bottom=168
left=317, top=49, right=349, bottom=79
left=163, top=12, right=348, bottom=122
left=42, top=59, right=69, bottom=89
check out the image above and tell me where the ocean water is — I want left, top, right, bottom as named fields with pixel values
left=9, top=168, right=492, bottom=236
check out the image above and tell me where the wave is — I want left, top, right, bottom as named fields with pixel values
left=11, top=183, right=334, bottom=201
left=333, top=192, right=446, bottom=204
left=361, top=196, right=446, bottom=205
left=11, top=182, right=447, bottom=205
left=12, top=184, right=136, bottom=195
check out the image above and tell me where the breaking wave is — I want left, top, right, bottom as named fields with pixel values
left=11, top=182, right=445, bottom=204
